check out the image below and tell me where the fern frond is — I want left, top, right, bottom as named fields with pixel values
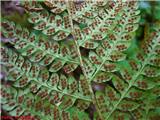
left=1, top=0, right=160, bottom=120
left=95, top=24, right=160, bottom=120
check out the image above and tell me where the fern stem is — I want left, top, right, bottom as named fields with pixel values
left=65, top=1, right=87, bottom=78
left=106, top=40, right=158, bottom=120
left=66, top=1, right=104, bottom=119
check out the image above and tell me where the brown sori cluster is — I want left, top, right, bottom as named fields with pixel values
left=80, top=77, right=91, bottom=96
left=76, top=100, right=90, bottom=110
left=60, top=75, right=67, bottom=90
left=1, top=0, right=160, bottom=120
left=90, top=55, right=101, bottom=65
left=96, top=94, right=109, bottom=113
left=19, top=75, right=29, bottom=87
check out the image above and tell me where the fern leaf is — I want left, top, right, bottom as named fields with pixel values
left=1, top=0, right=160, bottom=119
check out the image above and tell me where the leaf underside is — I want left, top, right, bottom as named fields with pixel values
left=1, top=0, right=160, bottom=120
